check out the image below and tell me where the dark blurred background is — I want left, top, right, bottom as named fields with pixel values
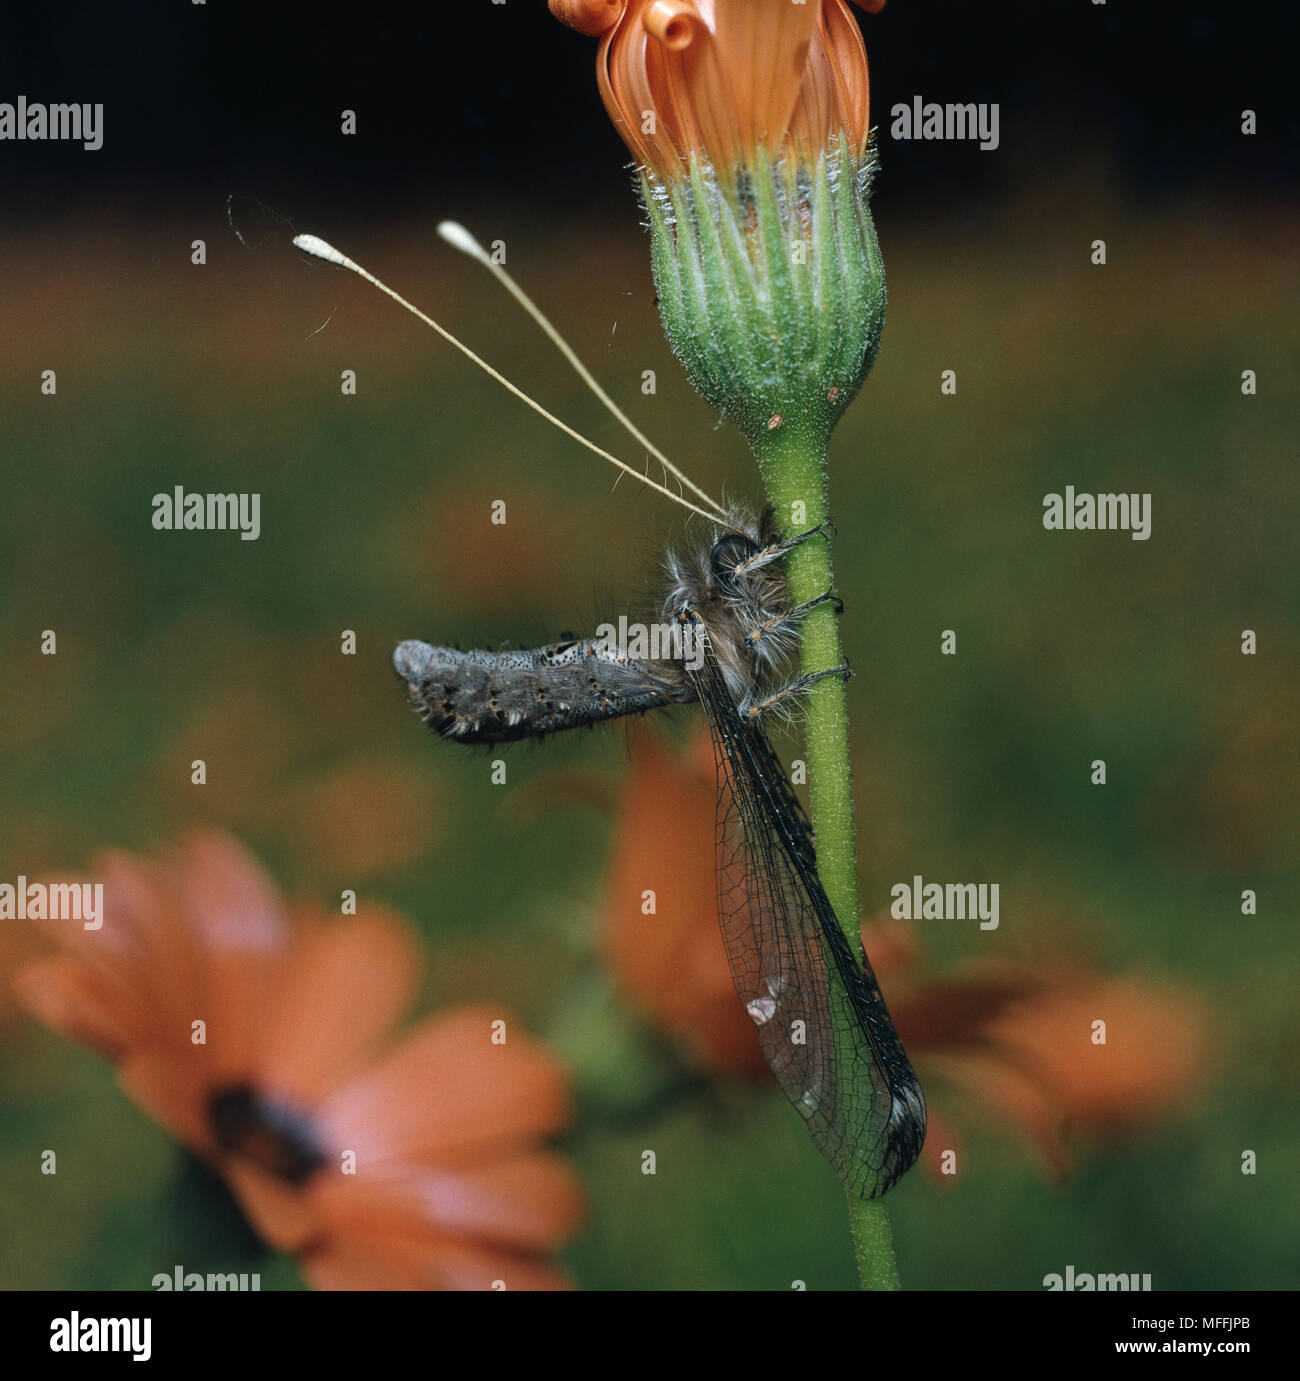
left=0, top=1, right=1296, bottom=1290
left=1, top=0, right=1296, bottom=219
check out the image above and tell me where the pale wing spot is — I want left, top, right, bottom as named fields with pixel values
left=746, top=995, right=778, bottom=1026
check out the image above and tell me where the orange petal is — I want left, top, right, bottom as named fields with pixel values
left=16, top=847, right=219, bottom=1064
left=300, top=1230, right=572, bottom=1291
left=220, top=1158, right=324, bottom=1252
left=117, top=1049, right=215, bottom=1150
left=309, top=1151, right=583, bottom=1252
left=983, top=977, right=1210, bottom=1133
left=802, top=0, right=871, bottom=158
left=140, top=832, right=293, bottom=1081
left=298, top=1232, right=431, bottom=1290
left=408, top=1237, right=573, bottom=1291
left=597, top=0, right=874, bottom=174
left=703, top=0, right=824, bottom=158
left=550, top=0, right=625, bottom=37
left=160, top=835, right=298, bottom=1081
left=73, top=851, right=208, bottom=1042
left=181, top=939, right=287, bottom=1089
left=12, top=956, right=143, bottom=1059
left=316, top=1007, right=571, bottom=1164
left=171, top=830, right=289, bottom=956
left=258, top=908, right=420, bottom=1105
left=645, top=1, right=698, bottom=51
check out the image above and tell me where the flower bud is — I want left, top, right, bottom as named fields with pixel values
left=553, top=0, right=888, bottom=449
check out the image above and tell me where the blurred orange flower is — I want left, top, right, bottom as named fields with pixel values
left=13, top=831, right=582, bottom=1289
left=890, top=963, right=1211, bottom=1183
left=551, top=0, right=886, bottom=177
left=602, top=729, right=1211, bottom=1182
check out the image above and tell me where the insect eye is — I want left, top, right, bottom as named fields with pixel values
left=709, top=534, right=757, bottom=578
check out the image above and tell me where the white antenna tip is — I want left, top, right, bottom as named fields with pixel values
left=293, top=234, right=352, bottom=270
left=437, top=221, right=490, bottom=263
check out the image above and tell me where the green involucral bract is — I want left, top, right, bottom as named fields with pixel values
left=643, top=138, right=885, bottom=453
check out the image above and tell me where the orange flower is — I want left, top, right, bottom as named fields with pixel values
left=13, top=831, right=582, bottom=1289
left=552, top=1, right=890, bottom=448
left=551, top=0, right=886, bottom=177
left=601, top=729, right=1211, bottom=1182
left=888, top=961, right=1210, bottom=1183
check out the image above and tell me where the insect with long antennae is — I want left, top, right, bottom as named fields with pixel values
left=294, top=230, right=925, bottom=1199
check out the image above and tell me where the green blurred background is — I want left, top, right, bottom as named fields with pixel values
left=1, top=1, right=1297, bottom=1290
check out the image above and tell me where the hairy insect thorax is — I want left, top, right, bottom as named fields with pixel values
left=394, top=507, right=805, bottom=745
left=662, top=506, right=797, bottom=710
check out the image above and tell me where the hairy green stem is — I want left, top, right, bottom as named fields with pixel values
left=848, top=1196, right=902, bottom=1290
left=755, top=417, right=901, bottom=1292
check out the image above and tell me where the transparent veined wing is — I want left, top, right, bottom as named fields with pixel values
left=686, top=618, right=926, bottom=1198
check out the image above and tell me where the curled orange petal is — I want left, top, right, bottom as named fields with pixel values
left=550, top=0, right=625, bottom=37
left=645, top=0, right=698, bottom=50
left=584, top=0, right=882, bottom=178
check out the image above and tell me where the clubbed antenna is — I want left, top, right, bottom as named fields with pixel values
left=292, top=233, right=741, bottom=533
left=436, top=220, right=726, bottom=520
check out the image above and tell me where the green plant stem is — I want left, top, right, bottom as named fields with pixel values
left=755, top=416, right=902, bottom=1292
left=848, top=1196, right=902, bottom=1290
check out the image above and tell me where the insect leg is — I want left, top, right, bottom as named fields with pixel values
left=786, top=589, right=844, bottom=618
left=745, top=589, right=844, bottom=658
left=794, top=590, right=845, bottom=617
left=731, top=520, right=833, bottom=578
left=742, top=664, right=852, bottom=719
